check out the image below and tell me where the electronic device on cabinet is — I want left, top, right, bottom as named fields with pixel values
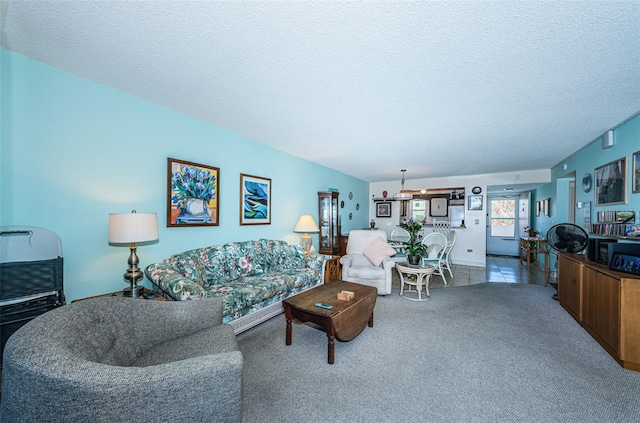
left=587, top=238, right=618, bottom=265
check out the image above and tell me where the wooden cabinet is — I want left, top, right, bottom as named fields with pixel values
left=582, top=268, right=620, bottom=355
left=323, top=256, right=341, bottom=283
left=558, top=253, right=640, bottom=371
left=318, top=192, right=340, bottom=255
left=339, top=234, right=349, bottom=256
left=557, top=254, right=582, bottom=320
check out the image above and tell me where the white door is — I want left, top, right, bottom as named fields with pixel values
left=486, top=196, right=520, bottom=256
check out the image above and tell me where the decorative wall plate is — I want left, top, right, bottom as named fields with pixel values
left=349, top=212, right=353, bottom=220
left=356, top=203, right=360, bottom=210
left=349, top=192, right=353, bottom=200
left=582, top=173, right=592, bottom=193
left=472, top=186, right=482, bottom=194
left=341, top=200, right=344, bottom=208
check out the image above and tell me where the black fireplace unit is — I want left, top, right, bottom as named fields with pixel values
left=1, top=227, right=65, bottom=366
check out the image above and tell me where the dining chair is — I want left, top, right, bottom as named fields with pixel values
left=421, top=232, right=448, bottom=284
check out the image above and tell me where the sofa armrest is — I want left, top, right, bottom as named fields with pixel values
left=144, top=263, right=205, bottom=301
left=340, top=255, right=354, bottom=280
left=382, top=257, right=396, bottom=270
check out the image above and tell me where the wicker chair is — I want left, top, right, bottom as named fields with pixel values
left=421, top=231, right=449, bottom=284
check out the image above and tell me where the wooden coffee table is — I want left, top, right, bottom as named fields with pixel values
left=283, top=280, right=377, bottom=364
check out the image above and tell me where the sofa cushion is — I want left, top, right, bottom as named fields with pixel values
left=133, top=324, right=238, bottom=367
left=362, top=236, right=396, bottom=266
left=260, top=239, right=304, bottom=269
left=204, top=268, right=319, bottom=322
left=347, top=263, right=386, bottom=279
left=169, top=248, right=209, bottom=287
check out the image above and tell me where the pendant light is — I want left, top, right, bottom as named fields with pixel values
left=393, top=169, right=413, bottom=200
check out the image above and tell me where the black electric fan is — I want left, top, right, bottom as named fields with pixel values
left=546, top=223, right=589, bottom=254
left=546, top=223, right=589, bottom=299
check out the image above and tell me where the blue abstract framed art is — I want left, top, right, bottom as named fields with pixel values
left=240, top=173, right=271, bottom=225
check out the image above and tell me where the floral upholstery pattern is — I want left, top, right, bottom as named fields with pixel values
left=145, top=239, right=324, bottom=324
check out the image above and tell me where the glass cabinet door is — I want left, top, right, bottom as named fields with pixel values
left=318, top=191, right=339, bottom=255
left=331, top=195, right=339, bottom=251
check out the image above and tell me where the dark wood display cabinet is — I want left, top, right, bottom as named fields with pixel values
left=318, top=191, right=340, bottom=255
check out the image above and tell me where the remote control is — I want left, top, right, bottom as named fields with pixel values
left=315, top=302, right=333, bottom=310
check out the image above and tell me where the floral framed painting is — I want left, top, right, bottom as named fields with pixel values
left=594, top=157, right=627, bottom=206
left=167, top=158, right=219, bottom=227
left=633, top=150, right=640, bottom=194
left=240, top=173, right=271, bottom=225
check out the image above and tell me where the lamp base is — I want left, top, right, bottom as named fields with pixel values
left=122, top=285, right=144, bottom=298
left=300, top=233, right=312, bottom=254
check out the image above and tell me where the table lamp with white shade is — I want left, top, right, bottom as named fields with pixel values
left=293, top=215, right=319, bottom=254
left=108, top=210, right=159, bottom=298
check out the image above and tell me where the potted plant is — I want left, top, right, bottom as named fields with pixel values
left=398, top=219, right=427, bottom=265
left=524, top=226, right=539, bottom=238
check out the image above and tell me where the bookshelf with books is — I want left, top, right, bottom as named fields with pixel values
left=591, top=210, right=640, bottom=239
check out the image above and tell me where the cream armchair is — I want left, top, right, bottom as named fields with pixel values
left=340, top=230, right=395, bottom=295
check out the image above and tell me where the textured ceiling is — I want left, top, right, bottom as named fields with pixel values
left=2, top=1, right=639, bottom=182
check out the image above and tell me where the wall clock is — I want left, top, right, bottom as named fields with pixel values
left=472, top=186, right=482, bottom=194
left=582, top=173, right=592, bottom=193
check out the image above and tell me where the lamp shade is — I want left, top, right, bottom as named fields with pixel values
left=293, top=215, right=319, bottom=233
left=108, top=211, right=159, bottom=244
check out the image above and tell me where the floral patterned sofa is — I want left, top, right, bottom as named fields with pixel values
left=144, top=239, right=325, bottom=333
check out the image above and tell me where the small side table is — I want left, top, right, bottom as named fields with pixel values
left=324, top=255, right=342, bottom=283
left=519, top=237, right=549, bottom=273
left=72, top=287, right=169, bottom=302
left=396, top=262, right=435, bottom=301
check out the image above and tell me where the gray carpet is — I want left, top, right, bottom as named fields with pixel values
left=237, top=283, right=640, bottom=422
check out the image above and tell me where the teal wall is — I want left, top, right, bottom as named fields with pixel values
left=0, top=49, right=369, bottom=300
left=532, top=113, right=640, bottom=239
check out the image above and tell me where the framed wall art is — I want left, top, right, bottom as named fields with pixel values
left=468, top=195, right=483, bottom=211
left=429, top=197, right=448, bottom=217
left=633, top=150, right=640, bottom=194
left=167, top=158, right=219, bottom=227
left=536, top=201, right=540, bottom=217
left=544, top=198, right=551, bottom=217
left=376, top=201, right=392, bottom=218
left=595, top=157, right=627, bottom=206
left=240, top=173, right=271, bottom=225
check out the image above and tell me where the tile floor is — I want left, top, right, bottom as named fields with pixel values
left=393, top=255, right=556, bottom=290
